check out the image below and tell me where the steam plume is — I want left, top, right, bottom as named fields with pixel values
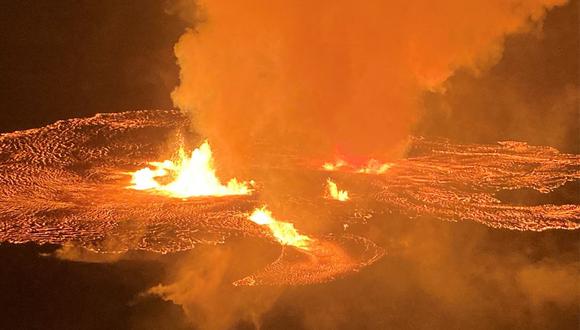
left=171, top=0, right=567, bottom=165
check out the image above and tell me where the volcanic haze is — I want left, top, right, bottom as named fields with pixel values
left=171, top=0, right=568, bottom=169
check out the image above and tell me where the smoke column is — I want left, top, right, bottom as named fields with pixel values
left=171, top=0, right=567, bottom=167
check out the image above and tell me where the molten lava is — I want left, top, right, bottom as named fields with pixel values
left=323, top=159, right=392, bottom=174
left=1, top=110, right=578, bottom=285
left=248, top=207, right=313, bottom=250
left=129, top=141, right=252, bottom=198
left=326, top=178, right=349, bottom=201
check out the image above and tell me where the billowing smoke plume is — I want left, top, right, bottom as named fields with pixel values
left=171, top=0, right=567, bottom=165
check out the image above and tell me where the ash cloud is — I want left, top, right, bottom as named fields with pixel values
left=171, top=0, right=567, bottom=168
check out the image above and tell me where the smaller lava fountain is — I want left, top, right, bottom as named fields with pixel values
left=323, top=159, right=392, bottom=174
left=248, top=207, right=313, bottom=250
left=128, top=140, right=253, bottom=198
left=326, top=178, right=349, bottom=201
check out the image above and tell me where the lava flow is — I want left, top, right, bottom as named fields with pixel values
left=128, top=140, right=252, bottom=198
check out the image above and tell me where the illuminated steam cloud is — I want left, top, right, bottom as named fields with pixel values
left=172, top=0, right=567, bottom=167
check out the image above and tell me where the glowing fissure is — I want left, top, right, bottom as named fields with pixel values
left=326, top=178, right=349, bottom=201
left=248, top=207, right=313, bottom=250
left=129, top=141, right=252, bottom=198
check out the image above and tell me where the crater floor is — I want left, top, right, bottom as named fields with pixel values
left=1, top=110, right=577, bottom=285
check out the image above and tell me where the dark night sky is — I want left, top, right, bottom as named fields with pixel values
left=0, top=0, right=186, bottom=133
left=0, top=1, right=578, bottom=330
left=418, top=0, right=579, bottom=153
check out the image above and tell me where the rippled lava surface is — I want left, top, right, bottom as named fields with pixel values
left=0, top=110, right=578, bottom=285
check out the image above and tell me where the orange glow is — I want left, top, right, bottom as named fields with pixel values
left=326, top=178, right=349, bottom=201
left=322, top=159, right=347, bottom=171
left=322, top=159, right=392, bottom=174
left=248, top=207, right=313, bottom=250
left=128, top=141, right=253, bottom=198
left=172, top=1, right=566, bottom=166
left=356, top=159, right=392, bottom=174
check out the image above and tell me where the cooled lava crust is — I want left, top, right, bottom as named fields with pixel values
left=0, top=110, right=578, bottom=285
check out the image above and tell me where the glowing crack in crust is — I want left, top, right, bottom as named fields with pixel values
left=234, top=234, right=385, bottom=286
left=0, top=110, right=578, bottom=285
left=371, top=138, right=580, bottom=231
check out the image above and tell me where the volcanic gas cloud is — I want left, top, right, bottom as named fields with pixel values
left=172, top=0, right=568, bottom=168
